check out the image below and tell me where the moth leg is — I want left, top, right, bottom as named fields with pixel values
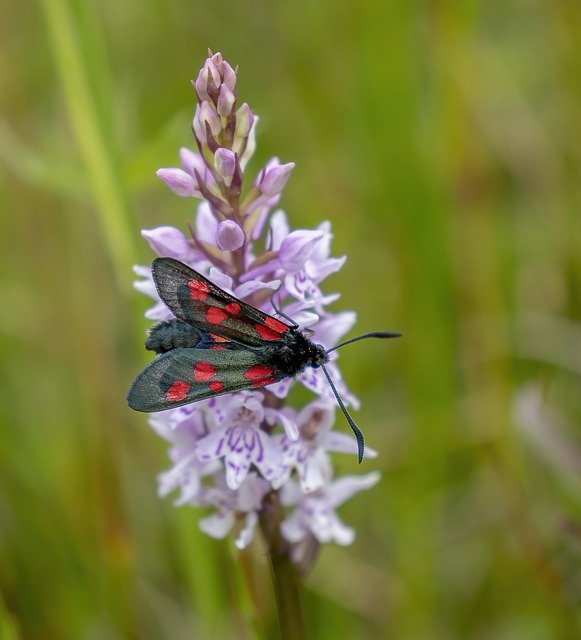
left=268, top=286, right=298, bottom=328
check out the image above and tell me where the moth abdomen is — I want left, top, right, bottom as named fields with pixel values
left=145, top=319, right=202, bottom=354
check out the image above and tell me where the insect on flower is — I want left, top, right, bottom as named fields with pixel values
left=127, top=258, right=400, bottom=462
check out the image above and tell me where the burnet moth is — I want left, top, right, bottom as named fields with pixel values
left=127, top=257, right=400, bottom=462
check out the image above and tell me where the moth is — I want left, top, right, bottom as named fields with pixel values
left=127, top=257, right=399, bottom=462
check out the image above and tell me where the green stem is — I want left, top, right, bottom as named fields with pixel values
left=40, top=0, right=136, bottom=288
left=260, top=491, right=306, bottom=640
left=229, top=547, right=267, bottom=640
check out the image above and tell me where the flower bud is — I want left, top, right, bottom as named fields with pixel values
left=156, top=168, right=198, bottom=197
left=220, top=59, right=237, bottom=92
left=234, top=103, right=254, bottom=139
left=198, top=101, right=222, bottom=138
left=194, top=66, right=212, bottom=103
left=217, top=85, right=235, bottom=117
left=214, top=148, right=236, bottom=183
left=216, top=220, right=245, bottom=251
left=141, top=226, right=192, bottom=260
left=258, top=161, right=295, bottom=197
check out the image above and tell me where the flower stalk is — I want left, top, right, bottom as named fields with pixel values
left=261, top=491, right=306, bottom=640
left=134, top=50, right=381, bottom=636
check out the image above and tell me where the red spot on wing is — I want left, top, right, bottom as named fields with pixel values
left=254, top=323, right=281, bottom=341
left=210, top=333, right=230, bottom=343
left=225, top=302, right=241, bottom=315
left=166, top=380, right=190, bottom=402
left=194, top=362, right=216, bottom=382
left=264, top=316, right=289, bottom=334
left=250, top=377, right=277, bottom=388
left=209, top=380, right=224, bottom=392
left=188, top=279, right=210, bottom=301
left=244, top=364, right=275, bottom=381
left=210, top=345, right=227, bottom=350
left=206, top=306, right=228, bottom=324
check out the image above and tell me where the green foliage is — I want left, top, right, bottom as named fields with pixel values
left=1, top=0, right=579, bottom=637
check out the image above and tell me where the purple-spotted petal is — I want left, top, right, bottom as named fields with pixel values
left=268, top=378, right=293, bottom=399
left=251, top=431, right=285, bottom=484
left=224, top=451, right=252, bottom=490
left=196, top=426, right=228, bottom=463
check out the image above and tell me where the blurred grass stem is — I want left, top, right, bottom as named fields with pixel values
left=40, top=0, right=136, bottom=288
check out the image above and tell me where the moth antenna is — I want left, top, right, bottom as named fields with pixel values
left=326, top=331, right=401, bottom=354
left=321, top=364, right=365, bottom=463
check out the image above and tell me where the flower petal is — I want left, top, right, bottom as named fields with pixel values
left=199, top=511, right=235, bottom=539
left=322, top=431, right=377, bottom=458
left=268, top=209, right=289, bottom=251
left=280, top=509, right=306, bottom=543
left=327, top=472, right=381, bottom=508
left=235, top=511, right=258, bottom=549
left=224, top=451, right=252, bottom=490
left=195, top=202, right=219, bottom=244
left=298, top=450, right=332, bottom=493
left=156, top=168, right=198, bottom=197
left=279, top=230, right=324, bottom=273
left=328, top=514, right=355, bottom=546
left=214, top=148, right=236, bottom=182
left=142, top=226, right=192, bottom=260
left=196, top=426, right=228, bottom=463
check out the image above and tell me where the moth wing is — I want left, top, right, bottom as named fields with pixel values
left=127, top=348, right=283, bottom=412
left=152, top=257, right=291, bottom=347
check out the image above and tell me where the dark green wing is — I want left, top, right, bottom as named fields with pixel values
left=152, top=257, right=291, bottom=347
left=127, top=348, right=283, bottom=413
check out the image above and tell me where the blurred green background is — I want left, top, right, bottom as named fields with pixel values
left=1, top=0, right=580, bottom=638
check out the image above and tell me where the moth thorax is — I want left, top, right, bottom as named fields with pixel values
left=268, top=331, right=328, bottom=377
left=311, top=343, right=328, bottom=366
left=145, top=319, right=201, bottom=354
